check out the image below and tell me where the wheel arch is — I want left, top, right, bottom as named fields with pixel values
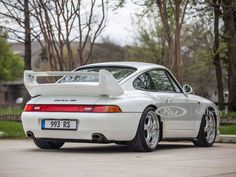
left=145, top=104, right=157, bottom=110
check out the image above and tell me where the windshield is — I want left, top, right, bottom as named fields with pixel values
left=60, top=66, right=136, bottom=83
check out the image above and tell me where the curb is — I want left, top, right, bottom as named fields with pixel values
left=0, top=115, right=21, bottom=121
left=216, top=135, right=236, bottom=143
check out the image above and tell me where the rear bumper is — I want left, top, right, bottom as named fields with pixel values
left=21, top=112, right=141, bottom=141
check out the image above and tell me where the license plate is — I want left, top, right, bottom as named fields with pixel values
left=41, top=119, right=78, bottom=130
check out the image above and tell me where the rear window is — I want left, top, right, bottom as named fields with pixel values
left=60, top=66, right=136, bottom=83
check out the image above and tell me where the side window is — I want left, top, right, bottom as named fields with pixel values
left=133, top=73, right=155, bottom=90
left=148, top=70, right=175, bottom=92
left=165, top=71, right=182, bottom=93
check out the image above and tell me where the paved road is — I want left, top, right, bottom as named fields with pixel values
left=0, top=140, right=236, bottom=177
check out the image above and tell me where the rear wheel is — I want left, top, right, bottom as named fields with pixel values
left=128, top=107, right=160, bottom=152
left=193, top=109, right=217, bottom=147
left=33, top=138, right=64, bottom=149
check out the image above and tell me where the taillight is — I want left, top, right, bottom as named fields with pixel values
left=24, top=104, right=122, bottom=113
left=24, top=104, right=34, bottom=111
left=93, top=105, right=122, bottom=113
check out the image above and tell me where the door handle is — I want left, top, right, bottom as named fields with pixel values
left=165, top=98, right=172, bottom=103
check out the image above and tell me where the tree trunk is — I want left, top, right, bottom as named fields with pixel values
left=173, top=0, right=184, bottom=85
left=22, top=0, right=31, bottom=107
left=213, top=0, right=225, bottom=110
left=222, top=0, right=236, bottom=111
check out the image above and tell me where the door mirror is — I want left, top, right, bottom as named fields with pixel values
left=183, top=84, right=193, bottom=96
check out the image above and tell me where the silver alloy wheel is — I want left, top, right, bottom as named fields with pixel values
left=204, top=111, right=216, bottom=144
left=144, top=111, right=159, bottom=149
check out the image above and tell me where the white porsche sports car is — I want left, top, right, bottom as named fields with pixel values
left=21, top=62, right=219, bottom=152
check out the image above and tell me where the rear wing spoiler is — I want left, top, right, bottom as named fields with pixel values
left=24, top=70, right=124, bottom=97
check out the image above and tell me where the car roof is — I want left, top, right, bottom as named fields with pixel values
left=77, top=62, right=167, bottom=71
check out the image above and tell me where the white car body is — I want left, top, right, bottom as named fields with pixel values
left=21, top=62, right=219, bottom=148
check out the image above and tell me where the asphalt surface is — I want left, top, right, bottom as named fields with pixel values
left=0, top=140, right=236, bottom=177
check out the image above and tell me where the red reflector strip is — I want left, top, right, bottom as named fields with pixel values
left=24, top=104, right=122, bottom=113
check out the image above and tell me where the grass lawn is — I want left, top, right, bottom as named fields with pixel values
left=0, top=108, right=22, bottom=115
left=220, top=111, right=236, bottom=118
left=0, top=120, right=26, bottom=138
left=219, top=125, right=236, bottom=135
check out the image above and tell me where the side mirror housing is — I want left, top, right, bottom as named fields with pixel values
left=183, top=84, right=193, bottom=96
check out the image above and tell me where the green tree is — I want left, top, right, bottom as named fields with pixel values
left=192, top=0, right=226, bottom=110
left=0, top=35, right=24, bottom=81
left=117, top=0, right=189, bottom=84
left=127, top=25, right=168, bottom=65
left=222, top=0, right=236, bottom=111
left=212, top=0, right=225, bottom=110
left=128, top=3, right=227, bottom=100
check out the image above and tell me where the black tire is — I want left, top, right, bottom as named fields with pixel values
left=128, top=107, right=160, bottom=152
left=33, top=138, right=64, bottom=149
left=193, top=109, right=217, bottom=147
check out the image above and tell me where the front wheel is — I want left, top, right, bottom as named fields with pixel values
left=128, top=107, right=160, bottom=152
left=193, top=109, right=217, bottom=147
left=33, top=138, right=64, bottom=149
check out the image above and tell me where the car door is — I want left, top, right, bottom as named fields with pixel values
left=147, top=69, right=197, bottom=138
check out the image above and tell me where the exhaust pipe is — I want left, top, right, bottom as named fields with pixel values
left=26, top=131, right=34, bottom=138
left=92, top=133, right=106, bottom=142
